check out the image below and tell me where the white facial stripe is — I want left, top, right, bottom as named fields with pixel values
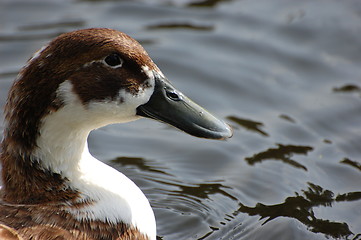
left=53, top=79, right=155, bottom=129
left=33, top=79, right=157, bottom=239
left=82, top=58, right=123, bottom=69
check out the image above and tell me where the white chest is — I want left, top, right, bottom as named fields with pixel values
left=66, top=150, right=156, bottom=240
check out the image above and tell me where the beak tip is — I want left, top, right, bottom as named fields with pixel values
left=215, top=122, right=233, bottom=140
left=194, top=120, right=233, bottom=140
left=224, top=124, right=234, bottom=138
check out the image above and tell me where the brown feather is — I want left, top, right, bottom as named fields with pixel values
left=0, top=201, right=149, bottom=240
left=0, top=28, right=157, bottom=240
left=0, top=224, right=22, bottom=240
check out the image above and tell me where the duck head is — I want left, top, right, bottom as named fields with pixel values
left=4, top=28, right=232, bottom=156
left=1, top=28, right=232, bottom=240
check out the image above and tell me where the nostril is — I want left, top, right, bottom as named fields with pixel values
left=166, top=90, right=181, bottom=101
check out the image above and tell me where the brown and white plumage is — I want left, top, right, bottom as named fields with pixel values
left=0, top=28, right=232, bottom=240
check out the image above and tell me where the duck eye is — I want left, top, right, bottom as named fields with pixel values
left=104, top=53, right=123, bottom=68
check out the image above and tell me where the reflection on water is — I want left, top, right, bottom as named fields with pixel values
left=111, top=155, right=235, bottom=202
left=1, top=0, right=361, bottom=239
left=336, top=191, right=361, bottom=202
left=340, top=158, right=361, bottom=172
left=333, top=84, right=361, bottom=98
left=245, top=144, right=313, bottom=171
left=110, top=155, right=361, bottom=240
left=187, top=0, right=232, bottom=8
left=111, top=155, right=240, bottom=239
left=158, top=181, right=236, bottom=202
left=146, top=23, right=214, bottom=31
left=235, top=182, right=361, bottom=239
left=111, top=156, right=172, bottom=176
left=227, top=115, right=269, bottom=137
left=278, top=114, right=296, bottom=123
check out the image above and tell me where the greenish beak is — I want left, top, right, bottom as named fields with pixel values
left=136, top=73, right=232, bottom=140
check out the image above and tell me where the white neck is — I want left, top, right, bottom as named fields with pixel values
left=32, top=81, right=156, bottom=239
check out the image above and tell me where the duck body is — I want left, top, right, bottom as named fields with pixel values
left=0, top=28, right=232, bottom=240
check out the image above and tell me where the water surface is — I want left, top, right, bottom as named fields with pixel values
left=1, top=0, right=361, bottom=239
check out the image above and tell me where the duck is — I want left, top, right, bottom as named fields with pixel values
left=0, top=28, right=232, bottom=240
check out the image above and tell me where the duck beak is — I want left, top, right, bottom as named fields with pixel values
left=136, top=73, right=232, bottom=140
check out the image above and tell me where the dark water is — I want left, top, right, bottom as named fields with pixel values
left=1, top=0, right=361, bottom=239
